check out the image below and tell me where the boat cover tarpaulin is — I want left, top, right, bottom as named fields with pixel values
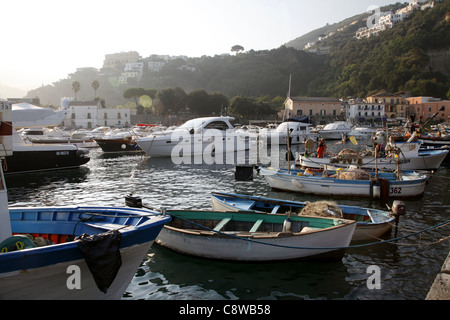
left=76, top=230, right=122, bottom=294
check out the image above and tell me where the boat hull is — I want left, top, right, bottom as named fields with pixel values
left=95, top=138, right=142, bottom=153
left=318, top=130, right=350, bottom=140
left=137, top=134, right=249, bottom=158
left=3, top=145, right=90, bottom=174
left=0, top=206, right=170, bottom=300
left=259, top=167, right=427, bottom=198
left=157, top=221, right=355, bottom=262
left=0, top=242, right=152, bottom=300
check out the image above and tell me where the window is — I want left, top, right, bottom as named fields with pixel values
left=104, top=113, right=108, bottom=119
left=309, top=109, right=313, bottom=116
left=320, top=110, right=326, bottom=116
left=297, top=109, right=303, bottom=116
left=87, top=113, right=91, bottom=119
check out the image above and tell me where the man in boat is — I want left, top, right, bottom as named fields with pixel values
left=317, top=139, right=326, bottom=158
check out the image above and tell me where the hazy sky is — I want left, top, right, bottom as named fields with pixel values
left=1, top=0, right=397, bottom=92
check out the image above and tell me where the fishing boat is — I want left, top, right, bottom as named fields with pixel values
left=0, top=205, right=170, bottom=300
left=418, top=133, right=450, bottom=146
left=136, top=116, right=249, bottom=158
left=258, top=117, right=319, bottom=145
left=210, top=192, right=396, bottom=241
left=298, top=140, right=448, bottom=170
left=318, top=121, right=352, bottom=140
left=156, top=209, right=355, bottom=261
left=259, top=166, right=428, bottom=199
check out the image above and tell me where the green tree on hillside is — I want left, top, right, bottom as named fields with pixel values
left=157, top=87, right=187, bottom=114
left=123, top=87, right=147, bottom=107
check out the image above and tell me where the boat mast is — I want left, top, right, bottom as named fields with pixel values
left=286, top=75, right=291, bottom=173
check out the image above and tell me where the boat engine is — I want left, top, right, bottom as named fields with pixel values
left=391, top=200, right=406, bottom=216
left=389, top=200, right=406, bottom=238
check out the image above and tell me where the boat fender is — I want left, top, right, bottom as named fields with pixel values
left=0, top=235, right=35, bottom=253
left=291, top=179, right=303, bottom=189
left=282, top=218, right=292, bottom=233
left=379, top=178, right=390, bottom=201
left=121, top=144, right=127, bottom=149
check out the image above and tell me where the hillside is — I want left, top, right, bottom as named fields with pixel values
left=25, top=0, right=450, bottom=109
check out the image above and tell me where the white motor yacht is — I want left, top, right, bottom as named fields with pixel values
left=318, top=121, right=352, bottom=140
left=136, top=116, right=250, bottom=158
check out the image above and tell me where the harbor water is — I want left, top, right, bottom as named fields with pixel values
left=5, top=140, right=450, bottom=300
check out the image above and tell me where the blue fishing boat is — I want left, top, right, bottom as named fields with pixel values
left=210, top=192, right=398, bottom=241
left=0, top=205, right=170, bottom=300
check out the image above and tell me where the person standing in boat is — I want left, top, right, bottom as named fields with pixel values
left=317, top=139, right=326, bottom=158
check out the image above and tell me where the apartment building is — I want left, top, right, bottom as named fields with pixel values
left=347, top=99, right=386, bottom=124
left=284, top=97, right=346, bottom=125
left=366, top=91, right=410, bottom=120
left=103, top=51, right=140, bottom=69
left=406, top=97, right=450, bottom=122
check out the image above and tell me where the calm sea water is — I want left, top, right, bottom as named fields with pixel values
left=5, top=140, right=450, bottom=300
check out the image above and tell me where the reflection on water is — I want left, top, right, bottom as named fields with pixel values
left=5, top=144, right=450, bottom=300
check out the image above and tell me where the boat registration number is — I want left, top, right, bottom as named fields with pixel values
left=389, top=187, right=402, bottom=195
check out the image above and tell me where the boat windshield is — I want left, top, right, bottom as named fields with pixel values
left=178, top=118, right=232, bottom=131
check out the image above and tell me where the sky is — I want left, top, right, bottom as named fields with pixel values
left=1, top=0, right=398, bottom=93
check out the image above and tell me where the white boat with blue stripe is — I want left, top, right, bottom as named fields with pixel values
left=259, top=166, right=428, bottom=199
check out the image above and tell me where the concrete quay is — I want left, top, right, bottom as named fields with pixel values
left=426, top=252, right=450, bottom=300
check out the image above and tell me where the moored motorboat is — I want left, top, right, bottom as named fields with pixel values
left=136, top=116, right=250, bottom=158
left=94, top=128, right=145, bottom=153
left=2, top=130, right=90, bottom=174
left=210, top=192, right=396, bottom=241
left=259, top=117, right=319, bottom=145
left=318, top=121, right=352, bottom=140
left=259, top=166, right=428, bottom=199
left=20, top=127, right=98, bottom=148
left=156, top=209, right=355, bottom=261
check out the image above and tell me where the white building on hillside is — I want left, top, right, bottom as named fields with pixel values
left=61, top=99, right=131, bottom=129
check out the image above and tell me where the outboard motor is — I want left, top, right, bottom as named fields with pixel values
left=390, top=200, right=406, bottom=237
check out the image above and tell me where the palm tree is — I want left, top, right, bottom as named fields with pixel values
left=72, top=81, right=80, bottom=101
left=91, top=80, right=100, bottom=98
